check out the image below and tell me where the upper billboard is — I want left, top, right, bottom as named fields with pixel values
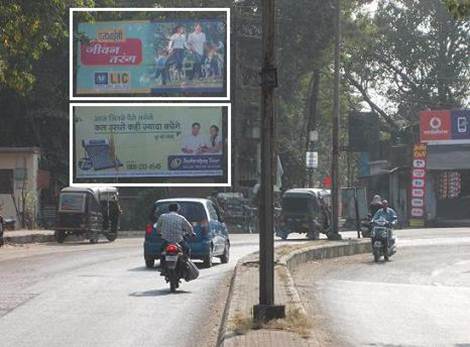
left=70, top=9, right=229, bottom=100
left=71, top=103, right=230, bottom=186
left=420, top=109, right=470, bottom=144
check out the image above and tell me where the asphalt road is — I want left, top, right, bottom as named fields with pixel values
left=293, top=228, right=470, bottom=347
left=0, top=234, right=264, bottom=347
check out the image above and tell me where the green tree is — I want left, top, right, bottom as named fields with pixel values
left=344, top=0, right=470, bottom=127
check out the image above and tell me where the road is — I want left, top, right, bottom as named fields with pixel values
left=293, top=227, right=470, bottom=347
left=0, top=234, right=264, bottom=347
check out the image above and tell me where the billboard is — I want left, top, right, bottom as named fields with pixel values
left=72, top=105, right=227, bottom=183
left=420, top=109, right=470, bottom=143
left=75, top=17, right=226, bottom=96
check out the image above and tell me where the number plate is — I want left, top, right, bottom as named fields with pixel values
left=165, top=255, right=178, bottom=261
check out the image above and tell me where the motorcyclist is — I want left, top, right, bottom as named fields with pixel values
left=156, top=203, right=195, bottom=273
left=372, top=200, right=397, bottom=225
left=372, top=200, right=397, bottom=246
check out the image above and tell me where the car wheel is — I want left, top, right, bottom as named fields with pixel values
left=203, top=247, right=213, bottom=268
left=105, top=232, right=117, bottom=242
left=220, top=242, right=230, bottom=264
left=55, top=230, right=66, bottom=243
left=145, top=257, right=155, bottom=268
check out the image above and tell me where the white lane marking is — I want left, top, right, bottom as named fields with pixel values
left=399, top=237, right=470, bottom=247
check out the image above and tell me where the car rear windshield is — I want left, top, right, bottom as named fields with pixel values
left=153, top=202, right=207, bottom=223
left=282, top=197, right=317, bottom=213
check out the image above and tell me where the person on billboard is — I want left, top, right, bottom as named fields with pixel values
left=206, top=125, right=223, bottom=154
left=186, top=23, right=206, bottom=79
left=154, top=49, right=169, bottom=85
left=181, top=122, right=207, bottom=154
left=166, top=25, right=186, bottom=79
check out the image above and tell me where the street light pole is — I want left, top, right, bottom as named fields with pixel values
left=253, top=0, right=285, bottom=322
left=329, top=0, right=342, bottom=240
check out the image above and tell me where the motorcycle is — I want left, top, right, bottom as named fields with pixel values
left=160, top=243, right=199, bottom=293
left=371, top=217, right=397, bottom=262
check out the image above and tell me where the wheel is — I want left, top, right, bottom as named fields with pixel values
left=373, top=251, right=380, bottom=262
left=307, top=231, right=320, bottom=240
left=55, top=230, right=66, bottom=243
left=168, top=270, right=178, bottom=293
left=278, top=229, right=288, bottom=240
left=220, top=242, right=230, bottom=264
left=145, top=257, right=155, bottom=268
left=89, top=236, right=99, bottom=244
left=384, top=248, right=390, bottom=261
left=105, top=232, right=117, bottom=242
left=307, top=224, right=320, bottom=240
left=203, top=247, right=213, bottom=268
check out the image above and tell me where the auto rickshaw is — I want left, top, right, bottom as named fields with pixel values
left=55, top=186, right=120, bottom=243
left=277, top=188, right=331, bottom=240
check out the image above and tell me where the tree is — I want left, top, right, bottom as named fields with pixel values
left=344, top=0, right=470, bottom=128
left=444, top=0, right=470, bottom=19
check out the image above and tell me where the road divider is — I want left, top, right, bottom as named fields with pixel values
left=218, top=238, right=371, bottom=347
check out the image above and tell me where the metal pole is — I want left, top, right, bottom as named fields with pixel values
left=253, top=0, right=285, bottom=322
left=329, top=0, right=342, bottom=240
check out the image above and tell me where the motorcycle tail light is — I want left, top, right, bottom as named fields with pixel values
left=166, top=244, right=178, bottom=254
left=145, top=224, right=153, bottom=235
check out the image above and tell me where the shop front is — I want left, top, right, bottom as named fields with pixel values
left=426, top=144, right=470, bottom=226
left=419, top=109, right=470, bottom=226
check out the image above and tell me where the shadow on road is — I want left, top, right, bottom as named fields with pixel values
left=128, top=266, right=158, bottom=272
left=129, top=288, right=191, bottom=297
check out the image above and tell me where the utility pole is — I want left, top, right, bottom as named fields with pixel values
left=253, top=0, right=285, bottom=322
left=329, top=0, right=342, bottom=240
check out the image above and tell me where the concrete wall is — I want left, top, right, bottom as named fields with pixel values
left=0, top=149, right=40, bottom=222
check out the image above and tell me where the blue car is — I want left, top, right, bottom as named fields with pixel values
left=143, top=198, right=230, bottom=268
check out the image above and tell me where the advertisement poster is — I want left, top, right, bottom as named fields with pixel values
left=73, top=106, right=225, bottom=181
left=76, top=18, right=226, bottom=96
left=409, top=143, right=427, bottom=227
left=420, top=109, right=470, bottom=143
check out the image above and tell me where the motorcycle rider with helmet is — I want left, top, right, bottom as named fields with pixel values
left=372, top=199, right=397, bottom=247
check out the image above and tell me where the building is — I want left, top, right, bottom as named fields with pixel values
left=0, top=147, right=43, bottom=227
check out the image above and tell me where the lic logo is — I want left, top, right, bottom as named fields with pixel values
left=94, top=72, right=108, bottom=85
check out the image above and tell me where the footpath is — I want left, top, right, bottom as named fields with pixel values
left=219, top=238, right=371, bottom=347
left=2, top=229, right=144, bottom=244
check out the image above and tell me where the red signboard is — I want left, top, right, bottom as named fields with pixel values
left=420, top=110, right=451, bottom=142
left=410, top=144, right=427, bottom=221
left=322, top=176, right=332, bottom=189
left=80, top=39, right=142, bottom=66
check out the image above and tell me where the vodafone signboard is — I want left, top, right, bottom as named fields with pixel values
left=420, top=110, right=451, bottom=142
left=420, top=109, right=470, bottom=143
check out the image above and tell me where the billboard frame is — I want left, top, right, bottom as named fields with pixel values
left=69, top=102, right=231, bottom=187
left=69, top=7, right=230, bottom=101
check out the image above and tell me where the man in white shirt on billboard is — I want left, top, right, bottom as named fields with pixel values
left=181, top=122, right=207, bottom=154
left=187, top=23, right=206, bottom=79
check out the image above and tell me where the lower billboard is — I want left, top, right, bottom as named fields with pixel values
left=71, top=104, right=230, bottom=186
